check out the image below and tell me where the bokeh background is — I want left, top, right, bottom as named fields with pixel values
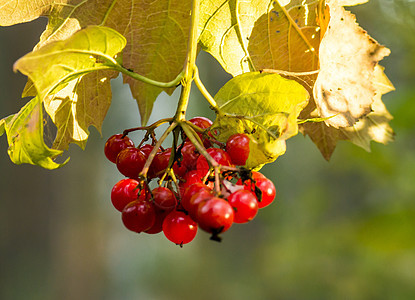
left=1, top=1, right=415, bottom=299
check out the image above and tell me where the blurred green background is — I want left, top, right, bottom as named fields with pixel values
left=1, top=1, right=415, bottom=299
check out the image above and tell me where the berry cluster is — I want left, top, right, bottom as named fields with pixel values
left=104, top=117, right=276, bottom=246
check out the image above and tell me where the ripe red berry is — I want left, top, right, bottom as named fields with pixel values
left=187, top=189, right=213, bottom=220
left=179, top=170, right=204, bottom=194
left=237, top=171, right=266, bottom=186
left=162, top=210, right=198, bottom=245
left=196, top=197, right=234, bottom=234
left=104, top=134, right=134, bottom=163
left=111, top=178, right=146, bottom=212
left=180, top=142, right=199, bottom=170
left=139, top=144, right=155, bottom=157
left=121, top=199, right=156, bottom=233
left=116, top=147, right=146, bottom=178
left=181, top=183, right=211, bottom=212
left=145, top=208, right=171, bottom=234
left=241, top=173, right=275, bottom=208
left=253, top=177, right=276, bottom=208
left=228, top=190, right=258, bottom=223
left=152, top=148, right=171, bottom=178
left=189, top=117, right=213, bottom=129
left=152, top=186, right=177, bottom=210
left=172, top=160, right=188, bottom=179
left=196, top=148, right=232, bottom=177
left=226, top=133, right=250, bottom=165
left=188, top=117, right=213, bottom=147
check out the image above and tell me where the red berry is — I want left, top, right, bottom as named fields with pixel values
left=116, top=147, right=146, bottom=178
left=196, top=148, right=232, bottom=177
left=179, top=170, right=204, bottom=193
left=226, top=133, right=250, bottom=165
left=236, top=171, right=266, bottom=186
left=228, top=190, right=258, bottom=223
left=188, top=117, right=213, bottom=148
left=196, top=197, right=234, bottom=234
left=139, top=144, right=155, bottom=157
left=241, top=174, right=275, bottom=208
left=152, top=148, right=171, bottom=178
left=187, top=189, right=213, bottom=220
left=121, top=199, right=156, bottom=233
left=181, top=183, right=211, bottom=212
left=189, top=117, right=213, bottom=129
left=180, top=142, right=199, bottom=170
left=111, top=178, right=146, bottom=212
left=104, top=134, right=134, bottom=163
left=172, top=160, right=187, bottom=179
left=145, top=208, right=171, bottom=234
left=163, top=210, right=198, bottom=245
left=152, top=186, right=177, bottom=210
left=253, top=177, right=276, bottom=208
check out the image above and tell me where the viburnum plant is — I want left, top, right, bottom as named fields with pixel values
left=0, top=0, right=394, bottom=245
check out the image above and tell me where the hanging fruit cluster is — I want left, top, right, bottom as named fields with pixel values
left=104, top=117, right=276, bottom=246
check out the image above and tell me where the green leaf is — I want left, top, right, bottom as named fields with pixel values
left=1, top=0, right=192, bottom=125
left=12, top=26, right=125, bottom=152
left=14, top=25, right=125, bottom=101
left=43, top=71, right=116, bottom=151
left=0, top=97, right=68, bottom=169
left=211, top=72, right=309, bottom=168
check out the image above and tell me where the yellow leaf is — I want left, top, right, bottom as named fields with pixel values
left=1, top=0, right=192, bottom=125
left=340, top=65, right=395, bottom=151
left=313, top=1, right=390, bottom=128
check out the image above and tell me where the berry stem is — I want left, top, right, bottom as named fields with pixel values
left=173, top=0, right=200, bottom=122
left=122, top=118, right=173, bottom=137
left=181, top=122, right=218, bottom=168
left=159, top=127, right=181, bottom=184
left=193, top=66, right=220, bottom=114
left=139, top=122, right=178, bottom=178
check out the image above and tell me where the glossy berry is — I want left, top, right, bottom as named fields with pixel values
left=181, top=183, right=211, bottom=212
left=163, top=210, right=198, bottom=245
left=180, top=142, right=199, bottom=170
left=252, top=177, right=276, bottom=208
left=111, top=178, right=146, bottom=212
left=152, top=149, right=171, bottom=178
left=172, top=160, right=188, bottom=179
left=179, top=170, right=205, bottom=195
left=237, top=171, right=266, bottom=186
left=188, top=117, right=213, bottom=147
left=145, top=208, right=171, bottom=234
left=226, top=133, right=250, bottom=165
left=189, top=117, right=213, bottom=129
left=139, top=144, right=156, bottom=158
left=228, top=190, right=258, bottom=223
left=104, top=134, right=134, bottom=163
left=187, top=189, right=213, bottom=220
left=152, top=186, right=177, bottom=210
left=196, top=148, right=232, bottom=177
left=116, top=147, right=146, bottom=178
left=196, top=197, right=234, bottom=234
left=121, top=199, right=156, bottom=233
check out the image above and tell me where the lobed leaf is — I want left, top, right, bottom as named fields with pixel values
left=200, top=0, right=394, bottom=160
left=313, top=1, right=390, bottom=128
left=199, top=0, right=320, bottom=76
left=12, top=26, right=125, bottom=152
left=13, top=25, right=126, bottom=101
left=0, top=97, right=68, bottom=169
left=211, top=72, right=309, bottom=168
left=340, top=65, right=395, bottom=151
left=43, top=71, right=116, bottom=150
